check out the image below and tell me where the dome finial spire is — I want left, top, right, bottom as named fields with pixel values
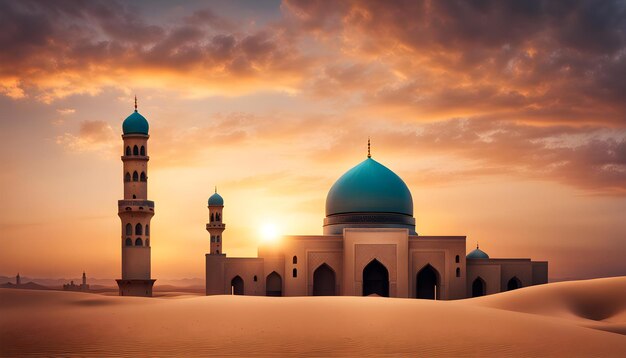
left=367, top=137, right=371, bottom=158
left=477, top=242, right=479, bottom=249
left=215, top=186, right=217, bottom=193
left=134, top=95, right=138, bottom=112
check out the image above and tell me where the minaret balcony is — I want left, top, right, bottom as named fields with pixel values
left=206, top=223, right=225, bottom=230
left=118, top=200, right=155, bottom=214
left=121, top=155, right=150, bottom=161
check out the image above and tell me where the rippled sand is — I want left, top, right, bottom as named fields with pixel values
left=1, top=277, right=625, bottom=357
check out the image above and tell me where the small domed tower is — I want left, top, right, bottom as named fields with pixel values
left=116, top=97, right=156, bottom=297
left=206, top=188, right=225, bottom=255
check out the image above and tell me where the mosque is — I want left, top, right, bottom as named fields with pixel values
left=117, top=102, right=548, bottom=298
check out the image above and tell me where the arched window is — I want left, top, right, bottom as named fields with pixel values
left=455, top=255, right=460, bottom=263
left=135, top=238, right=143, bottom=246
left=292, top=268, right=298, bottom=278
left=145, top=239, right=150, bottom=247
left=210, top=213, right=214, bottom=222
left=216, top=213, right=221, bottom=221
left=125, top=146, right=131, bottom=156
left=125, top=172, right=131, bottom=182
left=140, top=172, right=146, bottom=182
left=133, top=145, right=139, bottom=155
left=132, top=171, right=138, bottom=181
left=125, top=238, right=132, bottom=246
left=216, top=250, right=220, bottom=254
left=140, top=146, right=145, bottom=156
left=253, top=275, right=258, bottom=282
left=133, top=195, right=136, bottom=199
left=135, top=223, right=142, bottom=235
left=145, top=225, right=149, bottom=236
left=456, top=267, right=461, bottom=277
left=211, top=236, right=215, bottom=242
left=292, top=256, right=298, bottom=264
left=216, top=235, right=220, bottom=242
left=125, top=223, right=132, bottom=236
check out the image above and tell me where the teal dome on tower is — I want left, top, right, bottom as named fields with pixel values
left=122, top=111, right=149, bottom=135
left=208, top=191, right=224, bottom=206
left=325, top=158, right=413, bottom=216
left=122, top=96, right=149, bottom=135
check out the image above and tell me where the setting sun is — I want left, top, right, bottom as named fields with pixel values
left=260, top=223, right=281, bottom=243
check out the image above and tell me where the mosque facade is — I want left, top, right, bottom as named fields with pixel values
left=206, top=146, right=548, bottom=299
left=116, top=104, right=547, bottom=299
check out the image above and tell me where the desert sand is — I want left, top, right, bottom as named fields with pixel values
left=1, top=277, right=625, bottom=357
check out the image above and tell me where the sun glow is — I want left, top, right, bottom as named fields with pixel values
left=260, top=223, right=280, bottom=243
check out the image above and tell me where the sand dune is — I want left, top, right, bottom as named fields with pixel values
left=1, top=277, right=625, bottom=357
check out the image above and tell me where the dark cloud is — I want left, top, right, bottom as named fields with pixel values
left=284, top=0, right=626, bottom=122
left=0, top=0, right=308, bottom=98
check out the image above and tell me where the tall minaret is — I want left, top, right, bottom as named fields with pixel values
left=82, top=271, right=87, bottom=286
left=116, top=97, right=156, bottom=297
left=206, top=188, right=225, bottom=255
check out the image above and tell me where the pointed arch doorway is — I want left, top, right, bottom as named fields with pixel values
left=231, top=276, right=244, bottom=295
left=507, top=277, right=521, bottom=291
left=416, top=264, right=440, bottom=299
left=313, top=263, right=336, bottom=296
left=266, top=271, right=282, bottom=296
left=362, top=259, right=389, bottom=297
left=472, top=277, right=486, bottom=297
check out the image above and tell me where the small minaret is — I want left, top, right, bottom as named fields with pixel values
left=16, top=273, right=20, bottom=286
left=116, top=97, right=156, bottom=297
left=82, top=272, right=87, bottom=286
left=206, top=187, right=225, bottom=255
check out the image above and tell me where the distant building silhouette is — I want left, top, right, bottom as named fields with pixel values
left=16, top=273, right=20, bottom=286
left=63, top=272, right=90, bottom=292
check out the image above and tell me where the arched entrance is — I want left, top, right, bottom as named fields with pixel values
left=472, top=277, right=486, bottom=297
left=363, top=259, right=389, bottom=297
left=313, top=263, right=336, bottom=296
left=507, top=276, right=521, bottom=291
left=416, top=264, right=439, bottom=299
left=266, top=271, right=282, bottom=296
left=231, top=276, right=244, bottom=295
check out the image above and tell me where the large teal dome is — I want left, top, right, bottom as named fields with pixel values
left=122, top=111, right=149, bottom=135
left=326, top=158, right=414, bottom=216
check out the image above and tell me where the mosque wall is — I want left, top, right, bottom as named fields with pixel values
left=496, top=259, right=533, bottom=290
left=531, top=261, right=548, bottom=285
left=260, top=236, right=343, bottom=296
left=343, top=228, right=409, bottom=298
left=408, top=236, right=466, bottom=300
left=205, top=255, right=264, bottom=295
left=466, top=261, right=501, bottom=296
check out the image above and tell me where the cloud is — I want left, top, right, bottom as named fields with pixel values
left=56, top=108, right=75, bottom=115
left=283, top=0, right=626, bottom=124
left=0, top=0, right=311, bottom=102
left=0, top=78, right=25, bottom=99
left=56, top=120, right=117, bottom=155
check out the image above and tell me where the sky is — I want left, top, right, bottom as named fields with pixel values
left=0, top=0, right=625, bottom=281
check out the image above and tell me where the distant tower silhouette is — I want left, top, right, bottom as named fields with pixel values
left=82, top=271, right=87, bottom=286
left=16, top=273, right=20, bottom=286
left=116, top=97, right=156, bottom=297
left=207, top=188, right=225, bottom=255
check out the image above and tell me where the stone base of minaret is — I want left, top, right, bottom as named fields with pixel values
left=116, top=279, right=156, bottom=297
